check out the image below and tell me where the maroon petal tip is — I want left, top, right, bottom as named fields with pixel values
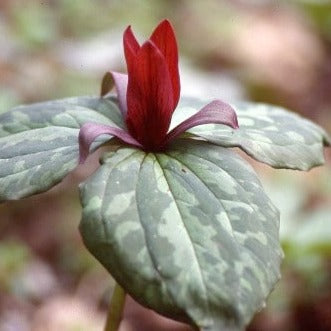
left=149, top=19, right=180, bottom=109
left=124, top=25, right=140, bottom=73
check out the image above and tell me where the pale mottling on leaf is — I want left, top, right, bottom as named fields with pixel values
left=264, top=125, right=279, bottom=131
left=246, top=132, right=274, bottom=144
left=221, top=200, right=255, bottom=214
left=240, top=278, right=253, bottom=293
left=115, top=217, right=141, bottom=240
left=106, top=191, right=135, bottom=216
left=285, top=130, right=306, bottom=142
left=215, top=210, right=236, bottom=235
left=235, top=231, right=268, bottom=246
left=83, top=196, right=102, bottom=213
left=13, top=160, right=26, bottom=173
left=238, top=117, right=255, bottom=126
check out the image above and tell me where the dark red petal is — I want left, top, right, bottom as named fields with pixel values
left=164, top=100, right=239, bottom=145
left=126, top=40, right=174, bottom=150
left=100, top=71, right=128, bottom=117
left=79, top=123, right=142, bottom=163
left=123, top=26, right=140, bottom=73
left=150, top=19, right=180, bottom=108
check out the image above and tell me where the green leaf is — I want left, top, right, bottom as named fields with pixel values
left=79, top=140, right=283, bottom=331
left=172, top=98, right=330, bottom=170
left=0, top=96, right=123, bottom=201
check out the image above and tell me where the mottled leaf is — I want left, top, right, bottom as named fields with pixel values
left=79, top=140, right=282, bottom=331
left=0, top=96, right=124, bottom=201
left=171, top=98, right=330, bottom=170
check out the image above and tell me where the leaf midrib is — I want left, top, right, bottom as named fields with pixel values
left=154, top=153, right=211, bottom=321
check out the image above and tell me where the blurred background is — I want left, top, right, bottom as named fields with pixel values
left=0, top=0, right=330, bottom=330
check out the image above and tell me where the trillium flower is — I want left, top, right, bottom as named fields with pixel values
left=79, top=20, right=239, bottom=163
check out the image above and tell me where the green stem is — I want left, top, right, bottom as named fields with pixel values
left=104, top=283, right=126, bottom=331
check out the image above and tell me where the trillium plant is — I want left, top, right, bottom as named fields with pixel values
left=0, top=20, right=330, bottom=331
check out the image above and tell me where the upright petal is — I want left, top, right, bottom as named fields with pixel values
left=123, top=26, right=140, bottom=73
left=150, top=20, right=180, bottom=108
left=126, top=41, right=174, bottom=151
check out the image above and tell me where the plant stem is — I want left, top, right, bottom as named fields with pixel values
left=104, top=283, right=126, bottom=331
